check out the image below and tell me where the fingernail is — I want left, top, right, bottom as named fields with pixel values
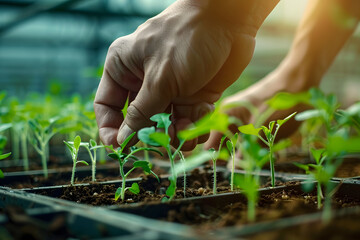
left=117, top=123, right=134, bottom=145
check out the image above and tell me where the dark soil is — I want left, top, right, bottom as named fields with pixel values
left=170, top=183, right=360, bottom=231
left=2, top=163, right=168, bottom=189
left=55, top=168, right=231, bottom=205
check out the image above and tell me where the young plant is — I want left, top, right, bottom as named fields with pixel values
left=209, top=136, right=227, bottom=195
left=179, top=151, right=187, bottom=198
left=138, top=113, right=185, bottom=200
left=239, top=112, right=297, bottom=187
left=0, top=152, right=11, bottom=178
left=293, top=147, right=342, bottom=223
left=64, top=135, right=89, bottom=185
left=226, top=133, right=239, bottom=191
left=103, top=132, right=161, bottom=202
left=28, top=117, right=80, bottom=178
left=235, top=134, right=269, bottom=222
left=81, top=139, right=99, bottom=182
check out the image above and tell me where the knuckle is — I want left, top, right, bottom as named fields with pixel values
left=125, top=104, right=152, bottom=130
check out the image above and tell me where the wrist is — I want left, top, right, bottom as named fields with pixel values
left=276, top=55, right=323, bottom=92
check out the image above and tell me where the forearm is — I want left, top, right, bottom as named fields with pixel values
left=281, top=0, right=360, bottom=88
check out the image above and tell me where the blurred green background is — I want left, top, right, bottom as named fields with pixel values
left=0, top=0, right=359, bottom=104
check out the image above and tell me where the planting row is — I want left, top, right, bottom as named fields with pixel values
left=1, top=169, right=360, bottom=239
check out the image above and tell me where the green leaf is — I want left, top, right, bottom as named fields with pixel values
left=138, top=147, right=163, bottom=157
left=272, top=139, right=292, bottom=152
left=74, top=135, right=81, bottom=151
left=114, top=187, right=122, bottom=201
left=150, top=113, right=172, bottom=132
left=128, top=183, right=140, bottom=194
left=138, top=127, right=161, bottom=147
left=90, top=139, right=97, bottom=148
left=268, top=121, right=276, bottom=133
left=90, top=145, right=108, bottom=151
left=295, top=109, right=322, bottom=121
left=0, top=123, right=12, bottom=132
left=218, top=148, right=230, bottom=160
left=238, top=124, right=261, bottom=136
left=293, top=162, right=309, bottom=172
left=149, top=132, right=170, bottom=148
left=120, top=131, right=136, bottom=149
left=133, top=160, right=151, bottom=173
left=166, top=177, right=176, bottom=197
left=108, top=152, right=119, bottom=160
left=127, top=154, right=140, bottom=161
left=302, top=179, right=315, bottom=193
left=0, top=136, right=7, bottom=151
left=0, top=152, right=11, bottom=160
left=345, top=102, right=360, bottom=116
left=161, top=197, right=170, bottom=202
left=310, top=148, right=325, bottom=165
left=0, top=169, right=4, bottom=178
left=64, top=141, right=75, bottom=156
left=267, top=92, right=309, bottom=110
left=277, top=112, right=297, bottom=127
left=261, top=126, right=272, bottom=140
left=178, top=110, right=230, bottom=141
left=226, top=140, right=233, bottom=154
left=231, top=133, right=238, bottom=147
left=76, top=160, right=89, bottom=166
left=79, top=142, right=90, bottom=148
left=327, top=136, right=360, bottom=154
left=122, top=96, right=129, bottom=119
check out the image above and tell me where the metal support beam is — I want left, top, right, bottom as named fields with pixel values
left=0, top=1, right=156, bottom=21
left=0, top=0, right=84, bottom=36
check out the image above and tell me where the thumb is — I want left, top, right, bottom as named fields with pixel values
left=117, top=80, right=172, bottom=146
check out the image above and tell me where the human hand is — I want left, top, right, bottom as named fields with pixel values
left=94, top=0, right=276, bottom=150
left=204, top=66, right=315, bottom=150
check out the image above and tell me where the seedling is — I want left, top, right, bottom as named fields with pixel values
left=235, top=134, right=269, bottom=222
left=226, top=133, right=239, bottom=191
left=0, top=152, right=11, bottom=178
left=294, top=147, right=342, bottom=223
left=64, top=137, right=100, bottom=183
left=81, top=139, right=99, bottom=182
left=103, top=132, right=161, bottom=201
left=28, top=117, right=80, bottom=178
left=209, top=135, right=227, bottom=195
left=138, top=113, right=185, bottom=200
left=239, top=112, right=296, bottom=187
left=179, top=151, right=187, bottom=198
left=64, top=136, right=89, bottom=185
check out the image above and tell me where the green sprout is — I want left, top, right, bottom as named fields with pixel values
left=104, top=132, right=161, bottom=202
left=64, top=135, right=89, bottom=185
left=209, top=136, right=227, bottom=195
left=0, top=152, right=11, bottom=178
left=226, top=133, right=239, bottom=191
left=138, top=113, right=184, bottom=200
left=178, top=105, right=242, bottom=193
left=81, top=139, right=99, bottom=182
left=28, top=117, right=80, bottom=178
left=239, top=112, right=296, bottom=187
left=235, top=134, right=269, bottom=222
left=179, top=151, right=187, bottom=198
left=294, top=147, right=342, bottom=223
